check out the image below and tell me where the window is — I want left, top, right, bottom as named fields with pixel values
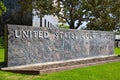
left=44, top=19, right=46, bottom=27
left=40, top=16, right=42, bottom=27
left=48, top=21, right=49, bottom=27
left=50, top=23, right=52, bottom=28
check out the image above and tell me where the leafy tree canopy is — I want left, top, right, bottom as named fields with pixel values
left=84, top=0, right=120, bottom=31
left=19, top=0, right=120, bottom=31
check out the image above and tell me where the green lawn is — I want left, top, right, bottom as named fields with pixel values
left=115, top=48, right=120, bottom=55
left=0, top=48, right=120, bottom=80
left=0, top=61, right=120, bottom=80
left=0, top=49, right=4, bottom=62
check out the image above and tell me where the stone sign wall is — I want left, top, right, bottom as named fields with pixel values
left=118, top=42, right=120, bottom=47
left=5, top=25, right=114, bottom=67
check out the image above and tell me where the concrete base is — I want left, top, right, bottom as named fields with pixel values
left=1, top=55, right=120, bottom=75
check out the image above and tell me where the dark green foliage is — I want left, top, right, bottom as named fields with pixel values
left=0, top=1, right=6, bottom=37
left=0, top=37, right=4, bottom=49
left=0, top=1, right=6, bottom=16
left=84, top=0, right=120, bottom=31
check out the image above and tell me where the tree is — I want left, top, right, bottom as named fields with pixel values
left=34, top=0, right=86, bottom=29
left=18, top=0, right=53, bottom=16
left=18, top=0, right=32, bottom=15
left=0, top=1, right=6, bottom=16
left=19, top=0, right=120, bottom=31
left=19, top=0, right=86, bottom=29
left=0, top=1, right=6, bottom=36
left=84, top=0, right=120, bottom=31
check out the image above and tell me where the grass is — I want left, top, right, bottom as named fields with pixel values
left=0, top=48, right=119, bottom=80
left=0, top=61, right=120, bottom=80
left=0, top=49, right=4, bottom=62
left=114, top=48, right=120, bottom=55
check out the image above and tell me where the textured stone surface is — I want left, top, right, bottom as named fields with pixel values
left=6, top=25, right=114, bottom=67
left=118, top=42, right=120, bottom=47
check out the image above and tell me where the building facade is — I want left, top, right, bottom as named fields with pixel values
left=33, top=10, right=58, bottom=28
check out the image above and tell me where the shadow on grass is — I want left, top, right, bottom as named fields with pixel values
left=0, top=62, right=5, bottom=69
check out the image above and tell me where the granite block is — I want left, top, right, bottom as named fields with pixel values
left=5, top=25, right=114, bottom=67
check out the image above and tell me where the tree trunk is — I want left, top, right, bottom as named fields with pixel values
left=0, top=16, right=4, bottom=37
left=69, top=21, right=75, bottom=29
